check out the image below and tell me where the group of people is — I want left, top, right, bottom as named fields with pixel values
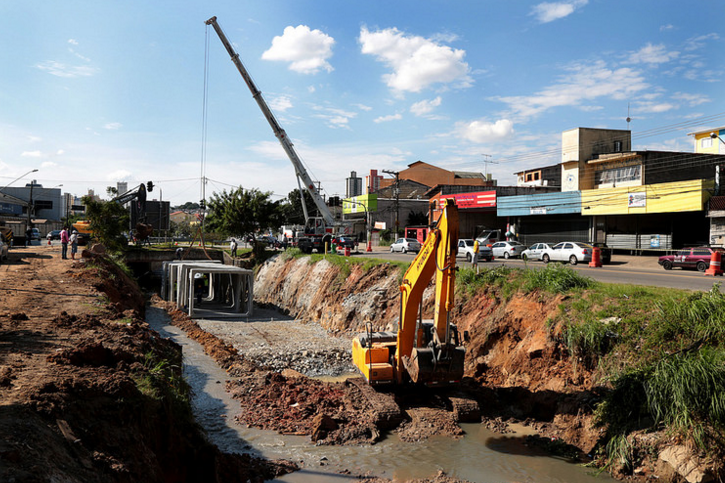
left=59, top=227, right=79, bottom=260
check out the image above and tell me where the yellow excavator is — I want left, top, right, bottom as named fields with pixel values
left=352, top=198, right=466, bottom=386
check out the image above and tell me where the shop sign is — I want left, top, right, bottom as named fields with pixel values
left=374, top=221, right=386, bottom=230
left=628, top=192, right=646, bottom=208
left=441, top=190, right=496, bottom=209
left=650, top=235, right=661, bottom=248
left=530, top=207, right=547, bottom=215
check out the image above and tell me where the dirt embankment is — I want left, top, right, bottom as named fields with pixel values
left=0, top=246, right=295, bottom=482
left=254, top=255, right=603, bottom=454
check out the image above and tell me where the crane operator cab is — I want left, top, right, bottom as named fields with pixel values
left=352, top=198, right=466, bottom=386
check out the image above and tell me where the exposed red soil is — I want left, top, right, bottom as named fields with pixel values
left=0, top=245, right=295, bottom=482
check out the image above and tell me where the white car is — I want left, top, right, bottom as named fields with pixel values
left=541, top=241, right=594, bottom=265
left=490, top=241, right=526, bottom=259
left=390, top=238, right=421, bottom=253
left=457, top=239, right=493, bottom=262
left=521, top=243, right=554, bottom=261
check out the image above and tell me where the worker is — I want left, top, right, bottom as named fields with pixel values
left=472, top=239, right=480, bottom=274
left=193, top=273, right=208, bottom=305
left=230, top=238, right=238, bottom=258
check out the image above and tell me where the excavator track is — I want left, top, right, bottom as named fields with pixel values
left=346, top=377, right=403, bottom=430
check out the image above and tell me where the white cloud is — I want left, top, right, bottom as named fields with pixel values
left=40, top=161, right=57, bottom=168
left=410, top=97, right=442, bottom=117
left=531, top=0, right=588, bottom=23
left=625, top=43, right=679, bottom=65
left=269, top=95, right=293, bottom=112
left=104, top=122, right=122, bottom=130
left=359, top=27, right=471, bottom=94
left=660, top=24, right=675, bottom=32
left=493, top=60, right=648, bottom=121
left=36, top=61, right=99, bottom=78
left=374, top=113, right=402, bottom=123
left=633, top=101, right=675, bottom=114
left=262, top=25, right=334, bottom=74
left=21, top=150, right=43, bottom=158
left=354, top=103, right=373, bottom=112
left=56, top=149, right=65, bottom=155
left=27, top=135, right=42, bottom=143
left=307, top=85, right=316, bottom=93
left=684, top=33, right=719, bottom=52
left=107, top=170, right=131, bottom=181
left=68, top=39, right=78, bottom=46
left=672, top=92, right=710, bottom=106
left=457, top=119, right=514, bottom=143
left=311, top=105, right=357, bottom=129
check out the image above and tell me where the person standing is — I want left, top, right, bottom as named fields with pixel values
left=230, top=238, right=238, bottom=258
left=25, top=228, right=32, bottom=247
left=70, top=230, right=79, bottom=260
left=472, top=239, right=480, bottom=274
left=60, top=227, right=69, bottom=259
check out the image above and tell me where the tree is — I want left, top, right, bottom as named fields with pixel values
left=81, top=196, right=130, bottom=252
left=205, top=187, right=281, bottom=238
left=406, top=210, right=429, bottom=227
left=278, top=189, right=316, bottom=226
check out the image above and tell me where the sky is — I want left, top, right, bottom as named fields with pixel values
left=1, top=1, right=723, bottom=207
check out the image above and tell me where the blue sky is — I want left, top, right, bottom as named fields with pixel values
left=1, top=1, right=723, bottom=206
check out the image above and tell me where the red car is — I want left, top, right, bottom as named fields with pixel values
left=658, top=247, right=722, bottom=272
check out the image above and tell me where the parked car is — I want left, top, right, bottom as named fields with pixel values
left=542, top=241, right=594, bottom=265
left=658, top=247, right=722, bottom=272
left=590, top=242, right=612, bottom=264
left=258, top=235, right=278, bottom=247
left=390, top=238, right=421, bottom=253
left=457, top=239, right=493, bottom=262
left=521, top=242, right=554, bottom=261
left=46, top=229, right=62, bottom=240
left=332, top=236, right=358, bottom=250
left=490, top=241, right=526, bottom=259
left=0, top=239, right=8, bottom=263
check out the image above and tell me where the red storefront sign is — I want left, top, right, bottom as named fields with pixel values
left=440, top=190, right=496, bottom=209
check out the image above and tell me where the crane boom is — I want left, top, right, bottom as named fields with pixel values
left=205, top=16, right=335, bottom=227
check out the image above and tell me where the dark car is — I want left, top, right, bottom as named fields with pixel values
left=46, top=229, right=63, bottom=240
left=332, top=236, right=358, bottom=250
left=658, top=247, right=721, bottom=272
left=590, top=242, right=612, bottom=264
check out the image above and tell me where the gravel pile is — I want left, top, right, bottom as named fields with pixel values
left=197, top=307, right=356, bottom=378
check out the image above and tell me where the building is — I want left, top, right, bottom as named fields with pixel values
left=365, top=169, right=383, bottom=195
left=690, top=126, right=725, bottom=245
left=378, top=161, right=489, bottom=191
left=516, top=164, right=560, bottom=188
left=345, top=171, right=362, bottom=198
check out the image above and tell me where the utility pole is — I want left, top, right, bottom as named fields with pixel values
left=382, top=169, right=400, bottom=239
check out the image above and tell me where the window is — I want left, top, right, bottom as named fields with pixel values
left=525, top=170, right=541, bottom=182
left=694, top=249, right=711, bottom=256
left=614, top=141, right=622, bottom=152
left=702, top=137, right=713, bottom=149
left=595, top=165, right=641, bottom=185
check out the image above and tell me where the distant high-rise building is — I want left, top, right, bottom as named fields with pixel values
left=365, top=169, right=383, bottom=194
left=117, top=181, right=128, bottom=195
left=346, top=171, right=362, bottom=198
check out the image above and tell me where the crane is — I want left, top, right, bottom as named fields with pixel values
left=352, top=198, right=466, bottom=386
left=206, top=17, right=348, bottom=252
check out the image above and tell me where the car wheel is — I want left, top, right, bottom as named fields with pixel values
left=402, top=247, right=407, bottom=254
left=522, top=254, right=528, bottom=261
left=697, top=261, right=708, bottom=272
left=504, top=252, right=510, bottom=259
left=662, top=260, right=673, bottom=270
left=466, top=253, right=471, bottom=262
left=569, top=255, right=578, bottom=265
left=542, top=254, right=550, bottom=264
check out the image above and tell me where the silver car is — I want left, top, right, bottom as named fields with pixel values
left=542, top=242, right=594, bottom=265
left=490, top=241, right=526, bottom=259
left=390, top=237, right=421, bottom=253
left=521, top=243, right=554, bottom=261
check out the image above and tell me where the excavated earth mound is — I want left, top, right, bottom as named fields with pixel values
left=0, top=247, right=295, bottom=482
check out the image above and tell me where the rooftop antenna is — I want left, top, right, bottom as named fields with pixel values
left=481, top=154, right=498, bottom=178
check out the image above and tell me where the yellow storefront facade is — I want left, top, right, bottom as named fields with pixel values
left=581, top=179, right=714, bottom=215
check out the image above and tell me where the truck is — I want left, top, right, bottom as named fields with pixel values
left=351, top=198, right=466, bottom=386
left=206, top=17, right=351, bottom=254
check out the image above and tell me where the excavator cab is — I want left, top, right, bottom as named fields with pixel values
left=352, top=199, right=465, bottom=386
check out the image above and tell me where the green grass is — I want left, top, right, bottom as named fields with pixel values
left=521, top=263, right=594, bottom=294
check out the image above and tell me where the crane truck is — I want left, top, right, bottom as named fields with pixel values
left=352, top=198, right=466, bottom=386
left=206, top=17, right=350, bottom=253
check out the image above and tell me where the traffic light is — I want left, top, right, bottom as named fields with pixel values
left=146, top=181, right=154, bottom=192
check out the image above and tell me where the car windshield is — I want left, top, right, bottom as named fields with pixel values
left=463, top=240, right=474, bottom=246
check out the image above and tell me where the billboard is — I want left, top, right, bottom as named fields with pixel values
left=343, top=194, right=378, bottom=214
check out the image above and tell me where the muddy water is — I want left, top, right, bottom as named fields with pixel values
left=147, top=307, right=610, bottom=483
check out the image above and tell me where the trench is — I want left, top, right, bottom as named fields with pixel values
left=146, top=305, right=611, bottom=483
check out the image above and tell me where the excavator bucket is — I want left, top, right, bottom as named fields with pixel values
left=404, top=346, right=465, bottom=386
